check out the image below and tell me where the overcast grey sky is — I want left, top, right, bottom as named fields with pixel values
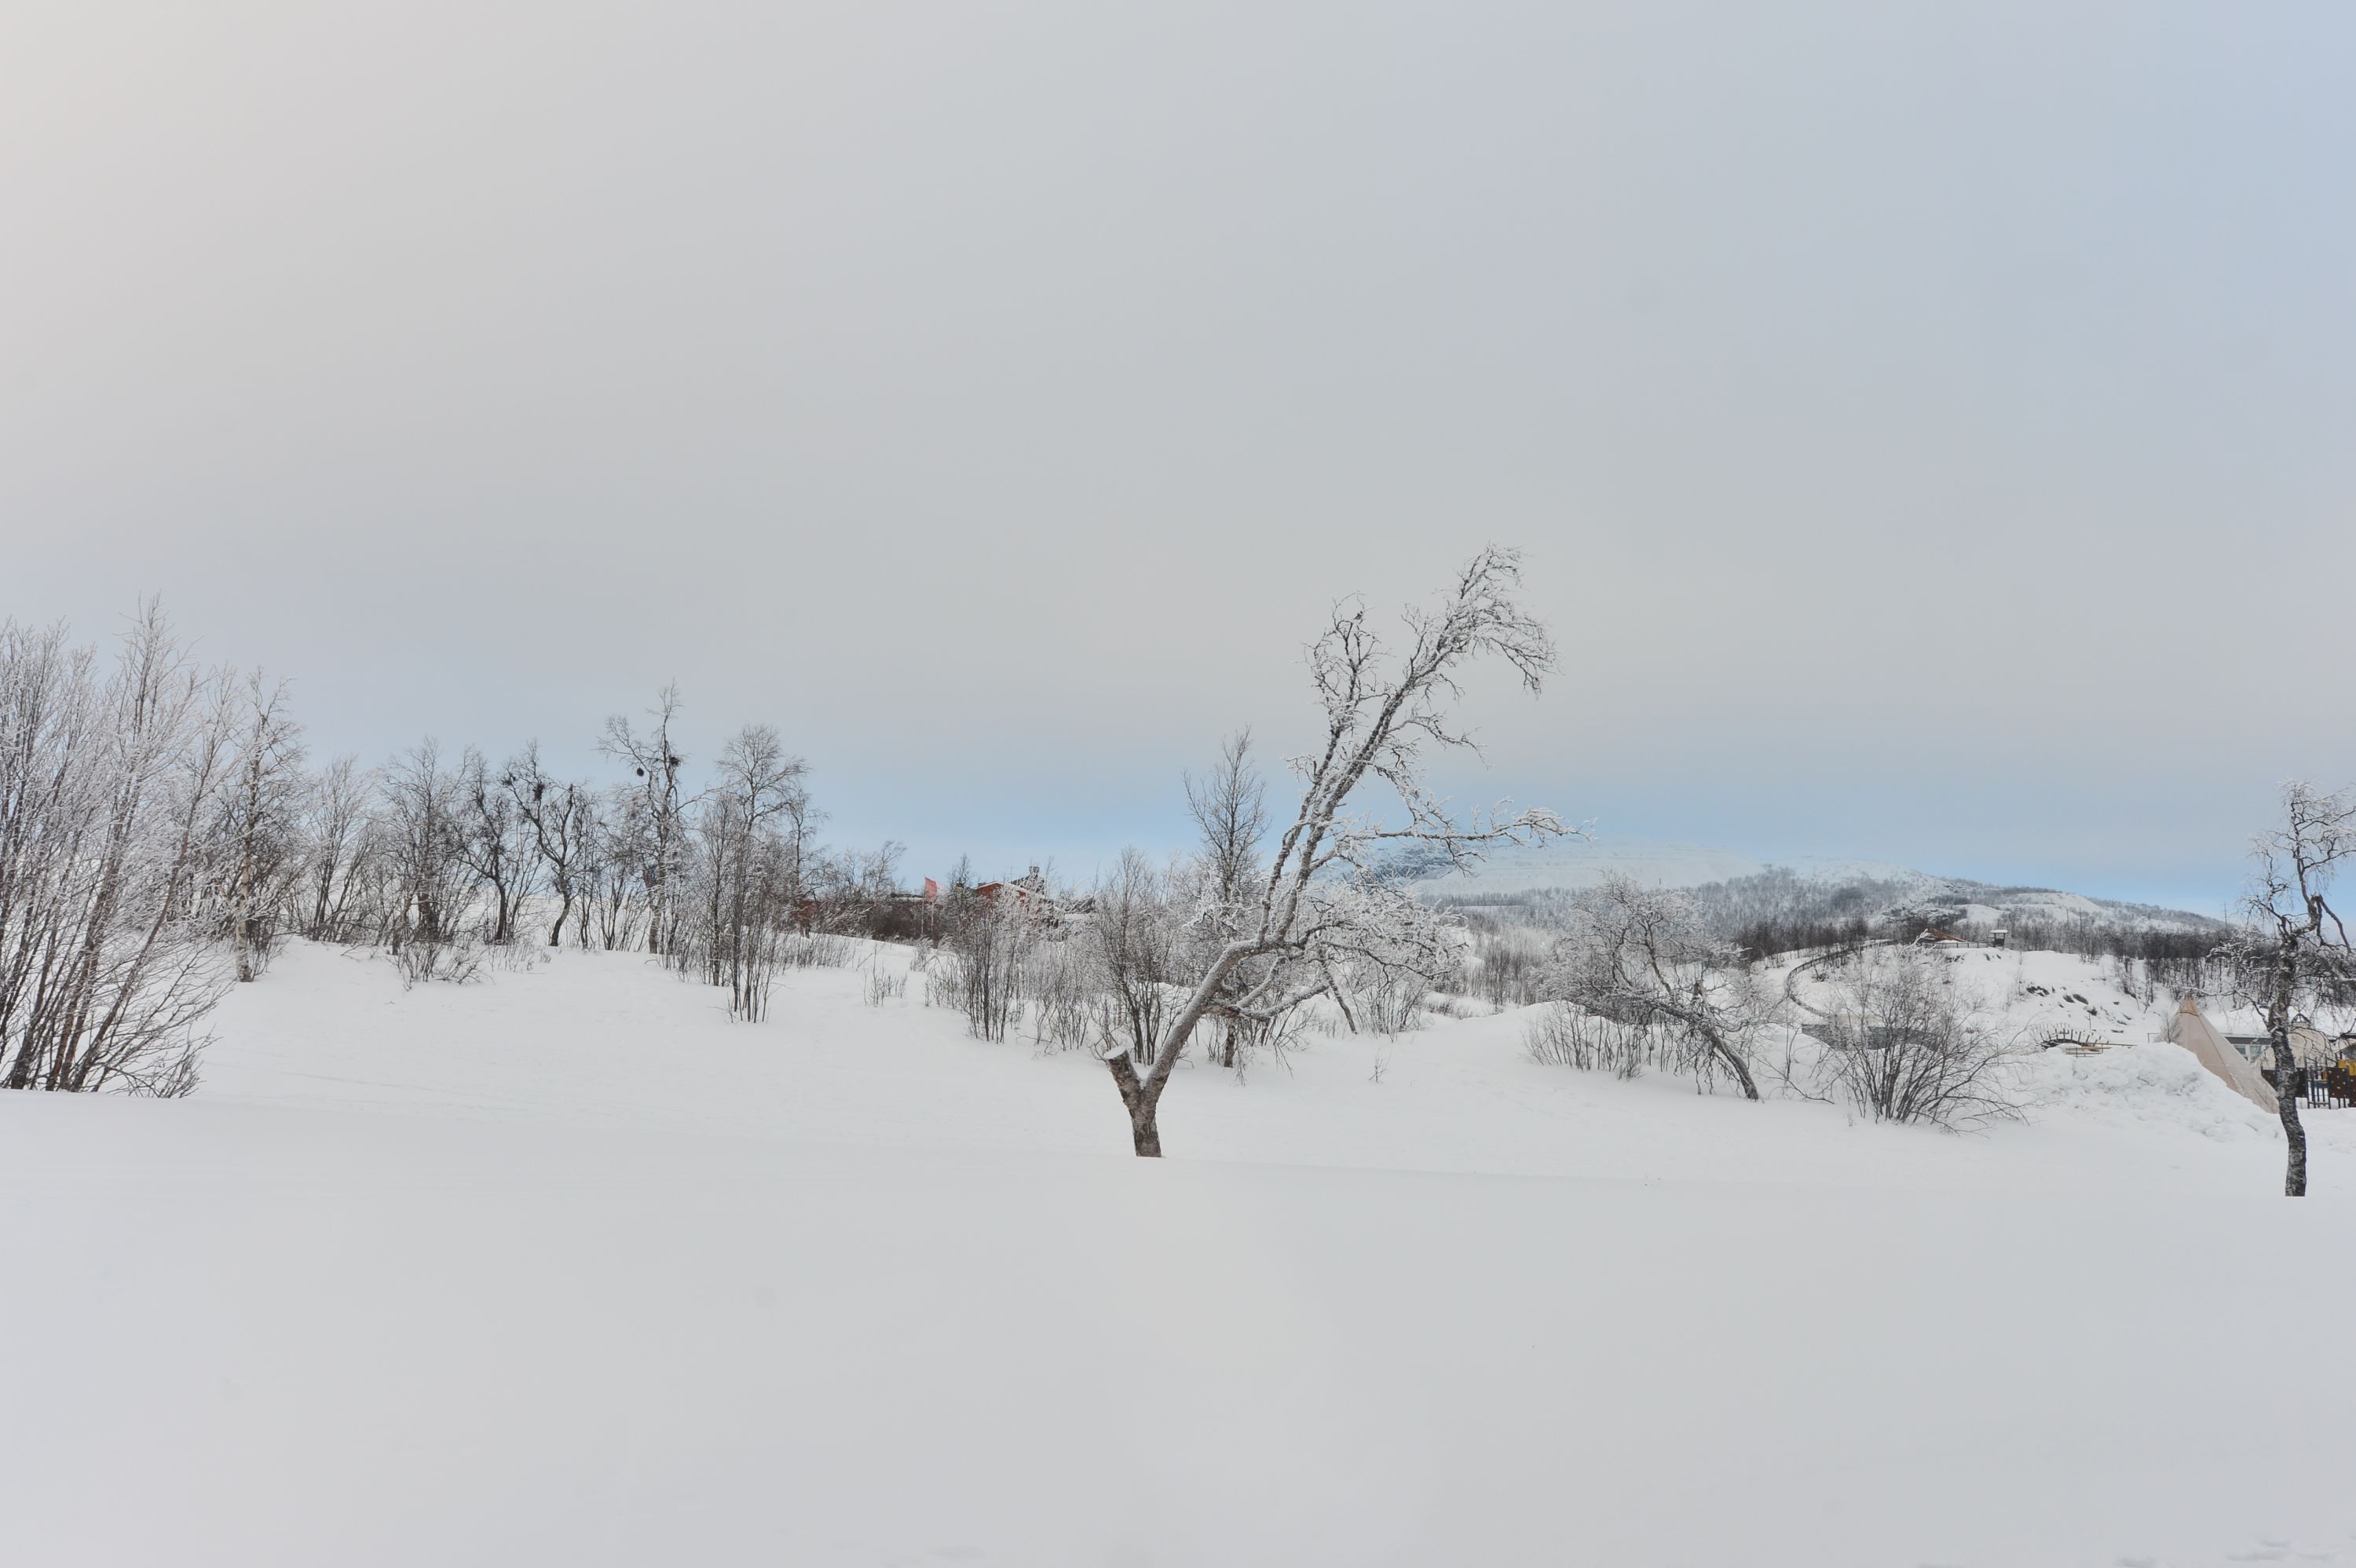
left=5, top=2, right=2351, bottom=911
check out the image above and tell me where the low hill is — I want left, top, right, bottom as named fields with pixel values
left=1419, top=836, right=2225, bottom=951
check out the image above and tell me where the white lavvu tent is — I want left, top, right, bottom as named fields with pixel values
left=2162, top=997, right=2281, bottom=1113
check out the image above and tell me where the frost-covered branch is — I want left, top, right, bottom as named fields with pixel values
left=1101, top=546, right=1571, bottom=1156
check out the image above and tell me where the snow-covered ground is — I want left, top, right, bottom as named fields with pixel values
left=6, top=939, right=2356, bottom=1566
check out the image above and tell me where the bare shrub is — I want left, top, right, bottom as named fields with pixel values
left=1523, top=1002, right=1649, bottom=1078
left=485, top=940, right=548, bottom=975
left=1341, top=967, right=1429, bottom=1035
left=1023, top=938, right=1096, bottom=1052
left=926, top=950, right=1024, bottom=1041
left=1082, top=849, right=1180, bottom=1062
left=391, top=935, right=486, bottom=990
left=1815, top=948, right=2022, bottom=1128
left=729, top=927, right=781, bottom=1022
left=781, top=931, right=854, bottom=969
left=862, top=961, right=907, bottom=1007
left=1423, top=992, right=1491, bottom=1021
left=1220, top=1003, right=1316, bottom=1085
left=931, top=894, right=1032, bottom=1043
left=1465, top=923, right=1551, bottom=1009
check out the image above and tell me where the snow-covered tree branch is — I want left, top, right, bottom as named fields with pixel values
left=1103, top=546, right=1570, bottom=1157
left=1539, top=873, right=1769, bottom=1100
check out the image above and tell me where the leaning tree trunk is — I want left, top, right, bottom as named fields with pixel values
left=1659, top=992, right=1762, bottom=1102
left=1714, top=1036, right=1762, bottom=1101
left=1105, top=1054, right=1165, bottom=1157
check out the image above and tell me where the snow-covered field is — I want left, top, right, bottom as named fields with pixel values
left=7, top=940, right=2356, bottom=1566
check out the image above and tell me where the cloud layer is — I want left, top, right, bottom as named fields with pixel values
left=6, top=2, right=2351, bottom=908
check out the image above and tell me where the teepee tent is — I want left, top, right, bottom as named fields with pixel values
left=2163, top=997, right=2281, bottom=1113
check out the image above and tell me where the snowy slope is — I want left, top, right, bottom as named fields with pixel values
left=1417, top=834, right=2222, bottom=932
left=1772, top=944, right=2316, bottom=1147
left=6, top=941, right=2356, bottom=1568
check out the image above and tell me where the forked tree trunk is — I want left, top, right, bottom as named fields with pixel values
left=1106, top=1054, right=1164, bottom=1157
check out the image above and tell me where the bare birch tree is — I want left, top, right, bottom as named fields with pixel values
left=1814, top=946, right=2021, bottom=1128
left=933, top=882, right=1033, bottom=1043
left=298, top=754, right=380, bottom=942
left=2233, top=780, right=2356, bottom=1197
left=690, top=725, right=812, bottom=1019
left=379, top=739, right=473, bottom=952
left=455, top=746, right=535, bottom=945
left=582, top=791, right=642, bottom=951
left=217, top=671, right=308, bottom=981
left=1102, top=547, right=1567, bottom=1156
left=1183, top=732, right=1271, bottom=1069
left=1085, top=848, right=1183, bottom=1064
left=0, top=605, right=238, bottom=1096
left=508, top=740, right=597, bottom=947
left=601, top=685, right=690, bottom=958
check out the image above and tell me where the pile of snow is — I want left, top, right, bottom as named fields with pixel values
left=6, top=938, right=2356, bottom=1566
left=2016, top=1040, right=2283, bottom=1145
left=1774, top=945, right=2333, bottom=1146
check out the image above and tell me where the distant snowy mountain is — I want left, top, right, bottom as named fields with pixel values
left=1417, top=835, right=2221, bottom=933
left=1410, top=837, right=1912, bottom=896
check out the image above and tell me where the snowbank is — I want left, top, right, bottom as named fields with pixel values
left=2016, top=1040, right=2282, bottom=1144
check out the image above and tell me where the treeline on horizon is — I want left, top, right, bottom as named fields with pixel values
left=0, top=599, right=1439, bottom=1099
